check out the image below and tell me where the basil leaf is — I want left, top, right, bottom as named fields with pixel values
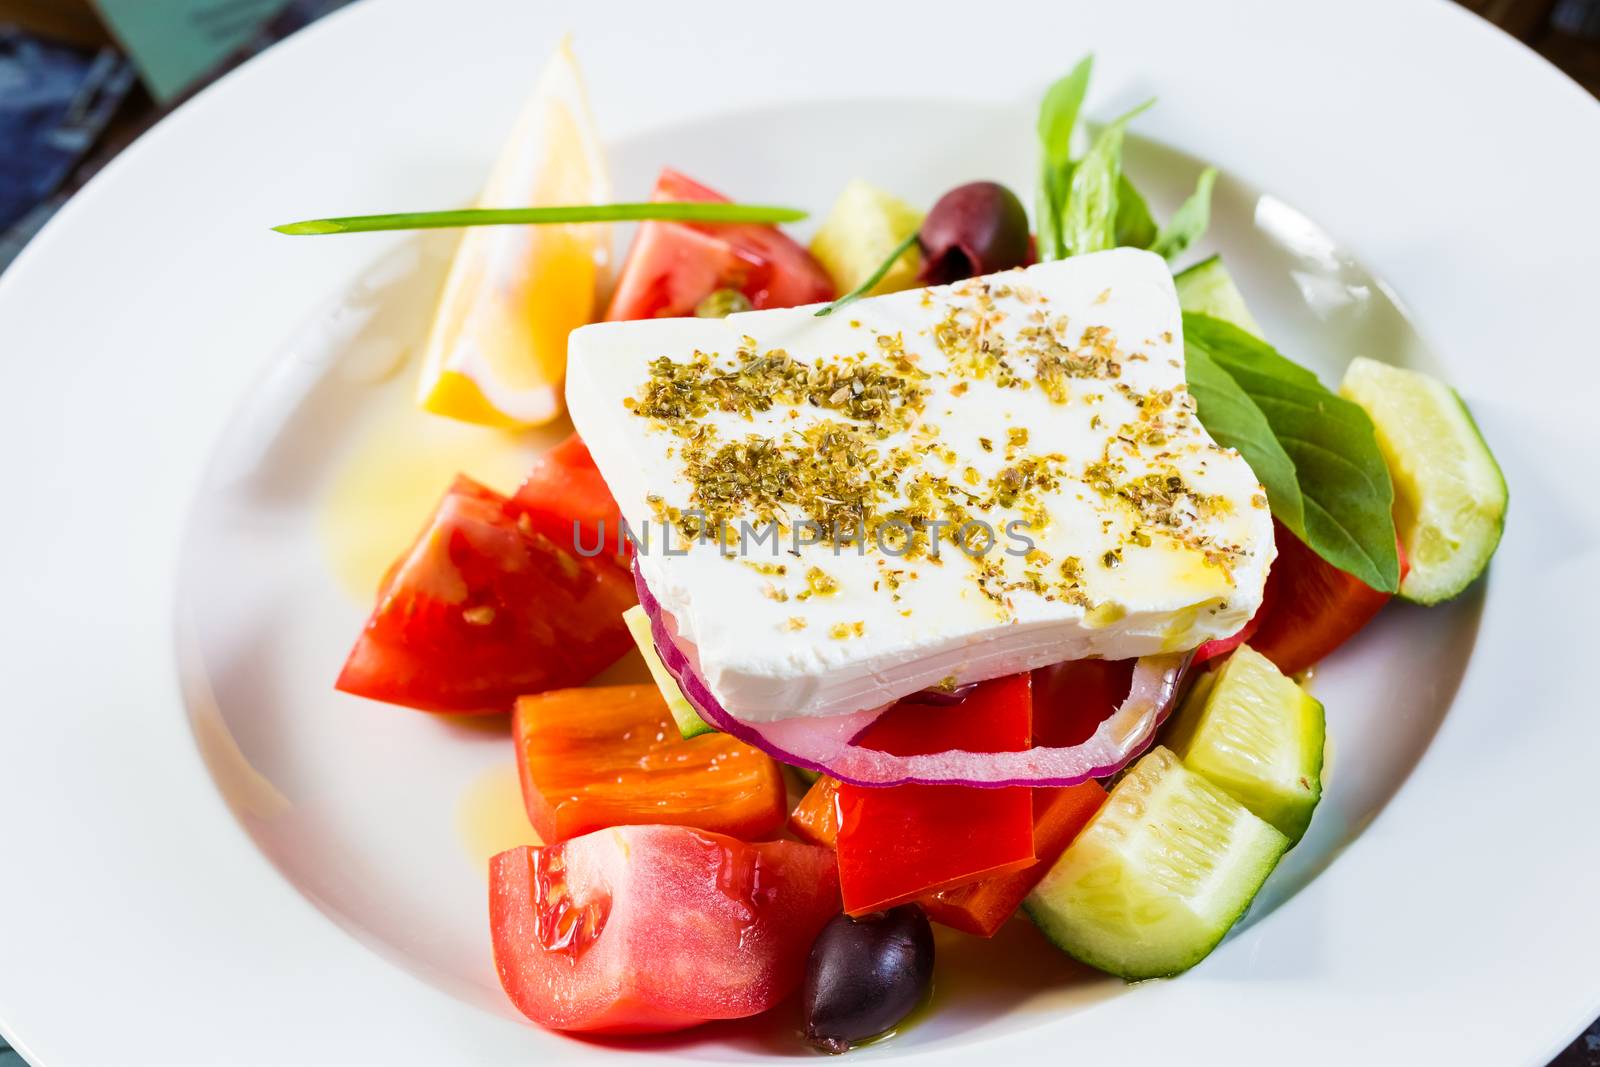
left=1150, top=166, right=1217, bottom=261
left=1061, top=99, right=1154, bottom=257
left=1186, top=311, right=1318, bottom=386
left=1184, top=344, right=1305, bottom=536
left=1184, top=312, right=1400, bottom=592
left=1035, top=55, right=1094, bottom=262
left=1114, top=174, right=1158, bottom=249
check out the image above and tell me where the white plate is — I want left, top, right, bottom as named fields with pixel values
left=1, top=1, right=1598, bottom=1064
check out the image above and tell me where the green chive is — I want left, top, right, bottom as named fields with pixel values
left=814, top=231, right=920, bottom=317
left=273, top=201, right=808, bottom=235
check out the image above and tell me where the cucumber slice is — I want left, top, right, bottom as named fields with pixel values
left=1173, top=254, right=1263, bottom=338
left=809, top=179, right=923, bottom=297
left=1024, top=746, right=1287, bottom=979
left=621, top=605, right=714, bottom=738
left=1339, top=356, right=1507, bottom=604
left=1166, top=645, right=1324, bottom=843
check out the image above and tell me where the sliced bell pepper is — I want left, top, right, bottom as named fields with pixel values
left=514, top=684, right=787, bottom=843
left=920, top=780, right=1105, bottom=937
left=1031, top=657, right=1135, bottom=748
left=834, top=674, right=1035, bottom=916
left=1248, top=521, right=1406, bottom=677
left=789, top=774, right=840, bottom=848
left=907, top=658, right=1126, bottom=936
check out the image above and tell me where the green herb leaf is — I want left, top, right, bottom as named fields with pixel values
left=1184, top=311, right=1400, bottom=592
left=1034, top=55, right=1094, bottom=262
left=1150, top=167, right=1218, bottom=261
left=1114, top=174, right=1158, bottom=249
left=1184, top=344, right=1305, bottom=535
left=1061, top=99, right=1154, bottom=257
left=273, top=201, right=808, bottom=236
left=814, top=231, right=920, bottom=317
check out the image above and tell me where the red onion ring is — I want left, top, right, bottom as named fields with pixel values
left=634, top=564, right=1192, bottom=789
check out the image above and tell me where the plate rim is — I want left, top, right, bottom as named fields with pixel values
left=2, top=0, right=1599, bottom=1064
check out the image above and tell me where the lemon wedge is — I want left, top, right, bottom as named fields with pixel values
left=416, top=37, right=610, bottom=427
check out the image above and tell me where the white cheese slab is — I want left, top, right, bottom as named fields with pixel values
left=567, top=249, right=1274, bottom=722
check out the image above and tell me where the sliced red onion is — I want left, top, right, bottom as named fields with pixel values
left=634, top=564, right=1191, bottom=789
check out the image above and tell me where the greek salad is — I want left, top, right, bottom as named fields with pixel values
left=287, top=42, right=1508, bottom=1052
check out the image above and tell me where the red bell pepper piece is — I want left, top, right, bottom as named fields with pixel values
left=909, top=658, right=1127, bottom=937
left=789, top=774, right=840, bottom=848
left=834, top=674, right=1035, bottom=916
left=920, top=781, right=1105, bottom=937
left=1247, top=521, right=1406, bottom=677
left=514, top=685, right=786, bottom=843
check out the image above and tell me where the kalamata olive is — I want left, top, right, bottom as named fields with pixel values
left=917, top=181, right=1031, bottom=285
left=802, top=906, right=934, bottom=1054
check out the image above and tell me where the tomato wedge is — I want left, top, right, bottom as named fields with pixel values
left=336, top=475, right=635, bottom=714
left=513, top=684, right=786, bottom=842
left=510, top=433, right=624, bottom=560
left=491, top=827, right=839, bottom=1033
left=1247, top=521, right=1403, bottom=677
left=834, top=674, right=1035, bottom=916
left=605, top=168, right=834, bottom=321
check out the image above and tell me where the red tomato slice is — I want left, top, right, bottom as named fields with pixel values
left=605, top=168, right=834, bottom=321
left=1247, top=521, right=1401, bottom=677
left=490, top=826, right=840, bottom=1033
left=513, top=684, right=786, bottom=843
left=834, top=674, right=1035, bottom=916
left=336, top=475, right=635, bottom=714
left=510, top=433, right=624, bottom=559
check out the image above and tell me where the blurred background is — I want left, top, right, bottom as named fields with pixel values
left=0, top=0, right=1596, bottom=1063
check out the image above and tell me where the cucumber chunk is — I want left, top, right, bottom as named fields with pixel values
left=809, top=179, right=923, bottom=297
left=1173, top=254, right=1262, bottom=337
left=621, top=605, right=714, bottom=738
left=1024, top=747, right=1287, bottom=980
left=1166, top=646, right=1324, bottom=843
left=1339, top=356, right=1507, bottom=604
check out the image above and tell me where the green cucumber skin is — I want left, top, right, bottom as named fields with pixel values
left=1023, top=750, right=1290, bottom=981
left=671, top=706, right=717, bottom=739
left=1173, top=255, right=1262, bottom=337
left=1168, top=649, right=1326, bottom=845
left=1022, top=828, right=1288, bottom=981
left=1023, top=873, right=1263, bottom=980
left=1396, top=385, right=1507, bottom=606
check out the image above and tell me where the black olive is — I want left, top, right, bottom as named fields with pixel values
left=802, top=906, right=934, bottom=1054
left=917, top=181, right=1031, bottom=285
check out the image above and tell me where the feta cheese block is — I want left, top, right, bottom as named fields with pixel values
left=567, top=249, right=1275, bottom=722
